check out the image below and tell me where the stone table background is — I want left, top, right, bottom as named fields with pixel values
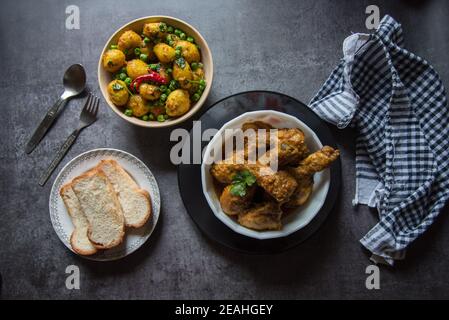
left=1, top=0, right=448, bottom=299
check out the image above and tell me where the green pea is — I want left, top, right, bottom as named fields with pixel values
left=167, top=68, right=173, bottom=74
left=144, top=37, right=150, bottom=44
left=169, top=80, right=177, bottom=90
left=192, top=93, right=200, bottom=101
left=149, top=64, right=159, bottom=70
left=167, top=26, right=174, bottom=33
left=140, top=53, right=148, bottom=62
left=191, top=62, right=198, bottom=70
left=157, top=114, right=165, bottom=122
left=199, top=79, right=206, bottom=86
left=175, top=49, right=181, bottom=58
left=179, top=33, right=186, bottom=40
left=159, top=85, right=167, bottom=92
left=142, top=115, right=149, bottom=121
left=124, top=77, right=132, bottom=86
left=199, top=84, right=205, bottom=91
left=187, top=36, right=194, bottom=43
left=110, top=44, right=118, bottom=49
left=165, top=88, right=171, bottom=95
left=164, top=114, right=169, bottom=120
left=174, top=29, right=181, bottom=36
left=149, top=114, right=155, bottom=120
left=134, top=47, right=141, bottom=55
left=160, top=94, right=167, bottom=101
left=114, top=73, right=121, bottom=80
left=120, top=67, right=127, bottom=74
left=119, top=73, right=127, bottom=80
left=159, top=22, right=167, bottom=32
left=176, top=45, right=182, bottom=50
left=124, top=109, right=133, bottom=116
left=168, top=40, right=175, bottom=47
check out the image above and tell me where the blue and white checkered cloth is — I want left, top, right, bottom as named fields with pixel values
left=309, top=15, right=449, bottom=265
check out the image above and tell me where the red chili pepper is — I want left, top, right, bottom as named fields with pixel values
left=130, top=70, right=168, bottom=93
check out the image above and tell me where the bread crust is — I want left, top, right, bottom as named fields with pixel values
left=59, top=158, right=152, bottom=255
left=96, top=159, right=152, bottom=228
left=70, top=230, right=98, bottom=255
left=71, top=168, right=125, bottom=250
left=60, top=182, right=98, bottom=256
left=133, top=189, right=152, bottom=228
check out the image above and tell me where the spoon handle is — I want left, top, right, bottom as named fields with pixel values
left=25, top=97, right=67, bottom=154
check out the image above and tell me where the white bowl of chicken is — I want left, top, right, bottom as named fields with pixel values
left=201, top=110, right=340, bottom=240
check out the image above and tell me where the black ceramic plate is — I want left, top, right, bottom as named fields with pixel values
left=177, top=91, right=341, bottom=254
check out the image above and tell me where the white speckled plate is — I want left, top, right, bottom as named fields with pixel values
left=49, top=148, right=161, bottom=261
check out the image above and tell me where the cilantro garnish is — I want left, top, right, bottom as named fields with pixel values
left=175, top=57, right=186, bottom=69
left=230, top=170, right=256, bottom=197
left=112, top=83, right=123, bottom=91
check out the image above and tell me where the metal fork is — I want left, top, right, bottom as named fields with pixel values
left=39, top=93, right=99, bottom=186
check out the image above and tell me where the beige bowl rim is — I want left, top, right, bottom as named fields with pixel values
left=97, top=15, right=214, bottom=128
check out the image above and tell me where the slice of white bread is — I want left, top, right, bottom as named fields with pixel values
left=71, top=169, right=125, bottom=249
left=96, top=159, right=152, bottom=228
left=60, top=183, right=98, bottom=256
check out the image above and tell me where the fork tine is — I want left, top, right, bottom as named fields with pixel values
left=83, top=93, right=93, bottom=112
left=92, top=96, right=100, bottom=117
left=88, top=94, right=97, bottom=113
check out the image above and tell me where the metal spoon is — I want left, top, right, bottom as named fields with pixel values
left=25, top=64, right=86, bottom=154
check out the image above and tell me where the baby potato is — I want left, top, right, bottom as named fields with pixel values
left=107, top=80, right=129, bottom=106
left=193, top=67, right=205, bottom=79
left=127, top=94, right=150, bottom=117
left=126, top=59, right=149, bottom=79
left=188, top=67, right=205, bottom=94
left=173, top=60, right=193, bottom=89
left=103, top=49, right=126, bottom=73
left=165, top=89, right=191, bottom=117
left=143, top=22, right=167, bottom=39
left=139, top=83, right=161, bottom=101
left=140, top=42, right=156, bottom=61
left=117, top=30, right=142, bottom=52
left=153, top=43, right=176, bottom=63
left=175, top=40, right=201, bottom=63
left=158, top=64, right=172, bottom=82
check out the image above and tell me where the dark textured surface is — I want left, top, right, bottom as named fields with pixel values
left=178, top=91, right=342, bottom=254
left=1, top=0, right=449, bottom=299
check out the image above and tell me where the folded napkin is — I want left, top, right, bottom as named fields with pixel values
left=309, top=15, right=449, bottom=265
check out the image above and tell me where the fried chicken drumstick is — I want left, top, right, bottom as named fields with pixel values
left=209, top=120, right=340, bottom=232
